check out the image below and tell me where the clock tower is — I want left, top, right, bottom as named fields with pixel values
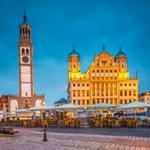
left=18, top=13, right=34, bottom=97
left=1, top=12, right=44, bottom=112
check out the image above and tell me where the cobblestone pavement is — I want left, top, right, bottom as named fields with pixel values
left=0, top=128, right=150, bottom=150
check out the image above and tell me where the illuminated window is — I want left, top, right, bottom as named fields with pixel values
left=82, top=100, right=85, bottom=105
left=124, top=91, right=127, bottom=96
left=93, top=99, right=95, bottom=104
left=87, top=91, right=89, bottom=96
left=125, top=99, right=127, bottom=104
left=78, top=100, right=80, bottom=105
left=73, top=90, right=76, bottom=97
left=82, top=91, right=85, bottom=96
left=87, top=100, right=89, bottom=105
left=120, top=99, right=123, bottom=104
left=120, top=91, right=123, bottom=96
left=77, top=90, right=80, bottom=97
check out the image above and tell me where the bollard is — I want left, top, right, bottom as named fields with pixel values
left=43, top=126, right=48, bottom=142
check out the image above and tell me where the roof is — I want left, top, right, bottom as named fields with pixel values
left=115, top=48, right=127, bottom=58
left=68, top=48, right=80, bottom=58
left=140, top=91, right=150, bottom=96
left=20, top=13, right=30, bottom=27
left=117, top=101, right=150, bottom=110
left=54, top=98, right=68, bottom=104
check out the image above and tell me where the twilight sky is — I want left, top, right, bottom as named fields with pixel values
left=0, top=0, right=150, bottom=105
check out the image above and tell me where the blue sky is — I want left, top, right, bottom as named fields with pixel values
left=0, top=0, right=150, bottom=105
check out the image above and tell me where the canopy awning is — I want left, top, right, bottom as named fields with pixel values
left=55, top=103, right=82, bottom=111
left=29, top=106, right=54, bottom=111
left=14, top=108, right=32, bottom=113
left=87, top=103, right=118, bottom=110
left=117, top=101, right=150, bottom=110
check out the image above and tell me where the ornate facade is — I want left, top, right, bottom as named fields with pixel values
left=68, top=46, right=138, bottom=108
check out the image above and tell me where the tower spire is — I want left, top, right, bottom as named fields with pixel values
left=136, top=70, right=138, bottom=79
left=102, top=44, right=106, bottom=51
left=23, top=9, right=27, bottom=23
left=73, top=43, right=75, bottom=53
left=119, top=45, right=122, bottom=52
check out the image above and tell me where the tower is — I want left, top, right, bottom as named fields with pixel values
left=68, top=46, right=80, bottom=73
left=18, top=13, right=34, bottom=97
left=2, top=12, right=44, bottom=112
left=115, top=47, right=127, bottom=72
left=68, top=45, right=80, bottom=81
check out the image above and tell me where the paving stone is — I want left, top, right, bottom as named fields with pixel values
left=0, top=128, right=150, bottom=150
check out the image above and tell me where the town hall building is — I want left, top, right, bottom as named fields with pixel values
left=68, top=46, right=139, bottom=108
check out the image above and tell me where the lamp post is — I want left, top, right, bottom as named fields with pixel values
left=43, top=125, right=48, bottom=142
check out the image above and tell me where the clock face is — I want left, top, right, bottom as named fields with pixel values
left=22, top=56, right=29, bottom=63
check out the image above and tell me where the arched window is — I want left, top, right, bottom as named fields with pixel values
left=25, top=29, right=27, bottom=34
left=26, top=49, right=29, bottom=55
left=23, top=28, right=25, bottom=34
left=22, top=48, right=25, bottom=55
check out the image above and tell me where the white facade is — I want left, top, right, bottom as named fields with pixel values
left=19, top=45, right=33, bottom=97
left=10, top=100, right=18, bottom=113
